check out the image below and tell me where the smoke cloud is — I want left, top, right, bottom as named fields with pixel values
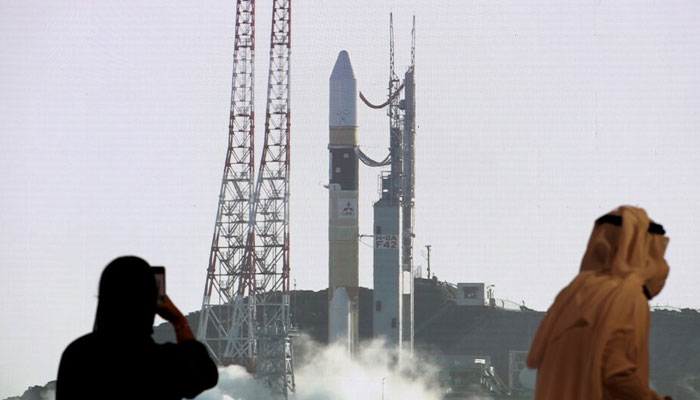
left=195, top=334, right=448, bottom=400
left=193, top=364, right=271, bottom=400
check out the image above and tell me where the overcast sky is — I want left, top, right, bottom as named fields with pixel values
left=2, top=0, right=700, bottom=397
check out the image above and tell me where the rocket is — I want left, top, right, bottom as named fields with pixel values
left=328, top=50, right=359, bottom=354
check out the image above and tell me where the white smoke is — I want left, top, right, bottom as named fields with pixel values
left=195, top=334, right=446, bottom=400
left=194, top=364, right=272, bottom=400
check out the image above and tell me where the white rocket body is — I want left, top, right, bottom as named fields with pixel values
left=328, top=51, right=359, bottom=354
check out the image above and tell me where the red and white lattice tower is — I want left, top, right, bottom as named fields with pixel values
left=197, top=0, right=294, bottom=398
left=198, top=0, right=256, bottom=367
left=247, top=0, right=294, bottom=396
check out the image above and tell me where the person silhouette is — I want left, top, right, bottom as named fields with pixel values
left=57, top=256, right=218, bottom=399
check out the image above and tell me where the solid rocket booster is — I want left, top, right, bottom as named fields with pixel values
left=328, top=50, right=359, bottom=354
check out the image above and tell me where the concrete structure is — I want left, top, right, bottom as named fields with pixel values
left=328, top=50, right=359, bottom=354
left=456, top=283, right=490, bottom=306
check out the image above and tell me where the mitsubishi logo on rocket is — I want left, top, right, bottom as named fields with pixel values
left=339, top=200, right=357, bottom=218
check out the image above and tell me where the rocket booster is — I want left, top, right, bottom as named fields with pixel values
left=328, top=50, right=359, bottom=354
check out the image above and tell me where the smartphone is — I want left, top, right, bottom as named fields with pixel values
left=152, top=266, right=166, bottom=303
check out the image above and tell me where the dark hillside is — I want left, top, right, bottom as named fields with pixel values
left=151, top=280, right=700, bottom=399
left=7, top=280, right=700, bottom=399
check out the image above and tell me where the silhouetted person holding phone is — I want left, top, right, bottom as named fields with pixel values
left=527, top=206, right=671, bottom=400
left=57, top=256, right=218, bottom=399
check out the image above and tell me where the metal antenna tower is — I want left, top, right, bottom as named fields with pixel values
left=198, top=0, right=295, bottom=398
left=198, top=0, right=256, bottom=368
left=246, top=0, right=294, bottom=396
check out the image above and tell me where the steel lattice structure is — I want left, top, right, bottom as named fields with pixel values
left=198, top=0, right=294, bottom=398
left=400, top=16, right=416, bottom=352
left=198, top=0, right=256, bottom=367
left=360, top=14, right=416, bottom=357
left=247, top=0, right=294, bottom=396
left=388, top=13, right=403, bottom=202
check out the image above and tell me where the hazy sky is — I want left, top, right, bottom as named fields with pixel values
left=2, top=0, right=700, bottom=397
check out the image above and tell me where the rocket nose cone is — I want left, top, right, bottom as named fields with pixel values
left=329, top=50, right=357, bottom=127
left=330, top=50, right=355, bottom=81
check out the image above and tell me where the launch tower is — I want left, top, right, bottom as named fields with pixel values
left=359, top=15, right=416, bottom=356
left=197, top=1, right=295, bottom=398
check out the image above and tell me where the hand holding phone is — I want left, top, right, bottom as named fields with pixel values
left=151, top=267, right=194, bottom=341
left=152, top=266, right=166, bottom=303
